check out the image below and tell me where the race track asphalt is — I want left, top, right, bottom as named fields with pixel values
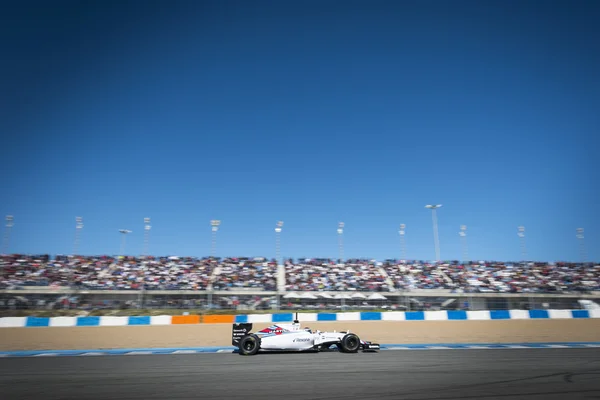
left=1, top=349, right=599, bottom=400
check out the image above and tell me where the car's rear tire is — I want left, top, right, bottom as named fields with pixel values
left=238, top=334, right=260, bottom=356
left=338, top=333, right=360, bottom=353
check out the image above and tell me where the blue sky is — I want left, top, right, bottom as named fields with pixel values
left=0, top=0, right=598, bottom=262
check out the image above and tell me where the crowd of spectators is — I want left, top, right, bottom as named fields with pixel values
left=211, top=257, right=278, bottom=291
left=384, top=261, right=451, bottom=290
left=0, top=254, right=214, bottom=291
left=285, top=258, right=391, bottom=292
left=1, top=254, right=598, bottom=293
left=384, top=260, right=600, bottom=293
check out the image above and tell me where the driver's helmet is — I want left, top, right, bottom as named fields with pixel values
left=304, top=327, right=312, bottom=333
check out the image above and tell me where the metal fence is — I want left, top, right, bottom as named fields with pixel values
left=0, top=289, right=597, bottom=312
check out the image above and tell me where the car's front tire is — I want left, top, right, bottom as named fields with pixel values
left=238, top=334, right=260, bottom=356
left=338, top=333, right=360, bottom=353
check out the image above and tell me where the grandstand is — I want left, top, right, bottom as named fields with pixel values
left=1, top=254, right=597, bottom=293
left=1, top=253, right=598, bottom=313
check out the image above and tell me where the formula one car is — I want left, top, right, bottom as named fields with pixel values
left=232, top=313, right=380, bottom=355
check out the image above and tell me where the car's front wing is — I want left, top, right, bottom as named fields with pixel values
left=361, top=341, right=381, bottom=351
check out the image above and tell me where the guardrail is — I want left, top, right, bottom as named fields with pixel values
left=1, top=309, right=598, bottom=327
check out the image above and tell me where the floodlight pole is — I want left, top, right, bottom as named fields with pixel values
left=337, top=222, right=344, bottom=263
left=518, top=226, right=528, bottom=264
left=119, top=229, right=132, bottom=256
left=517, top=226, right=527, bottom=261
left=399, top=224, right=406, bottom=260
left=459, top=225, right=469, bottom=262
left=210, top=220, right=221, bottom=259
left=70, top=217, right=82, bottom=293
left=576, top=228, right=586, bottom=263
left=274, top=221, right=284, bottom=311
left=425, top=205, right=442, bottom=262
left=73, top=217, right=83, bottom=256
left=138, top=218, right=151, bottom=309
left=275, top=221, right=283, bottom=265
left=3, top=215, right=14, bottom=255
left=143, top=218, right=151, bottom=257
left=208, top=220, right=221, bottom=310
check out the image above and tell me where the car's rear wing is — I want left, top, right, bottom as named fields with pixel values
left=232, top=323, right=253, bottom=347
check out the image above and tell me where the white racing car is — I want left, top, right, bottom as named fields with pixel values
left=232, top=313, right=380, bottom=355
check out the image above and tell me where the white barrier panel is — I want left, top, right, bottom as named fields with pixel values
left=298, top=313, right=318, bottom=322
left=466, top=311, right=491, bottom=320
left=424, top=311, right=447, bottom=321
left=150, top=316, right=172, bottom=325
left=49, top=317, right=77, bottom=327
left=548, top=310, right=572, bottom=319
left=247, top=314, right=273, bottom=323
left=0, top=317, right=27, bottom=328
left=381, top=311, right=406, bottom=321
left=336, top=312, right=360, bottom=321
left=99, top=316, right=128, bottom=326
left=590, top=309, right=600, bottom=318
left=509, top=310, right=530, bottom=319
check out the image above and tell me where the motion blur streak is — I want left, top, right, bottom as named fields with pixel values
left=1, top=349, right=599, bottom=399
